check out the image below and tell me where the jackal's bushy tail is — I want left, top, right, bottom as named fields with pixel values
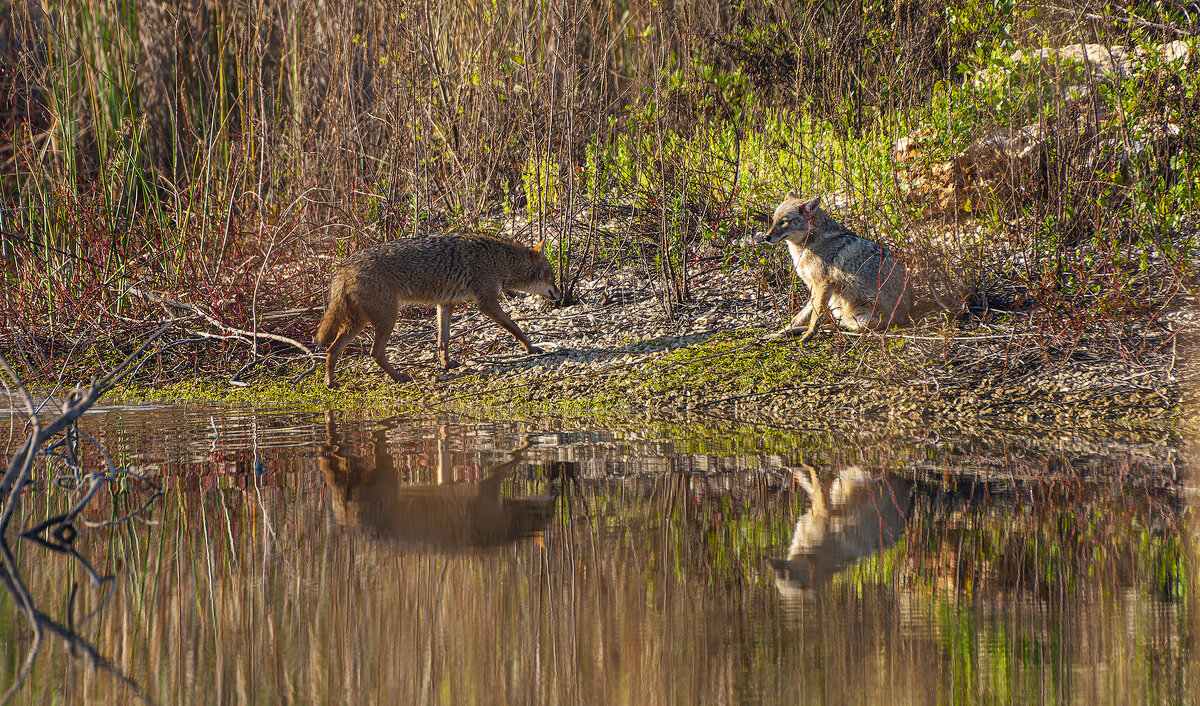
left=908, top=264, right=968, bottom=319
left=315, top=278, right=351, bottom=345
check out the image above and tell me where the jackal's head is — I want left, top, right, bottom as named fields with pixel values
left=514, top=239, right=563, bottom=302
left=763, top=192, right=831, bottom=247
left=768, top=557, right=820, bottom=596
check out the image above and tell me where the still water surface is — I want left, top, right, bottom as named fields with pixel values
left=2, top=404, right=1196, bottom=704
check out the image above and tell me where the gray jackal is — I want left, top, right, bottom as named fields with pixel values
left=316, top=233, right=561, bottom=386
left=762, top=193, right=916, bottom=341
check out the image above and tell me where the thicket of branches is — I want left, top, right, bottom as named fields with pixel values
left=0, top=0, right=1196, bottom=382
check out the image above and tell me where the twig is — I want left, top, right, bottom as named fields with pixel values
left=1029, top=4, right=1195, bottom=36
left=126, top=286, right=317, bottom=360
left=0, top=325, right=171, bottom=703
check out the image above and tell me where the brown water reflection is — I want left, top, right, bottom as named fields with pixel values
left=320, top=416, right=556, bottom=550
left=2, top=406, right=1195, bottom=704
left=770, top=465, right=912, bottom=596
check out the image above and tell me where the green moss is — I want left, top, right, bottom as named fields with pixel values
left=105, top=330, right=852, bottom=438
left=106, top=324, right=1178, bottom=444
left=114, top=376, right=428, bottom=415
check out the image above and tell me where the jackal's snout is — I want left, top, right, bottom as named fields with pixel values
left=763, top=222, right=790, bottom=244
left=537, top=280, right=563, bottom=303
left=516, top=275, right=562, bottom=303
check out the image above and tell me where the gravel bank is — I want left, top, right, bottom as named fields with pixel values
left=327, top=261, right=1191, bottom=430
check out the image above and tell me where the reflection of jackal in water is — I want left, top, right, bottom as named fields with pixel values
left=319, top=416, right=556, bottom=551
left=770, top=464, right=913, bottom=596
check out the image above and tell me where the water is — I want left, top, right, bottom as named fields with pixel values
left=1, top=404, right=1196, bottom=704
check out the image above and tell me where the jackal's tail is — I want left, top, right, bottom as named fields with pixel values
left=909, top=268, right=969, bottom=320
left=315, top=278, right=351, bottom=345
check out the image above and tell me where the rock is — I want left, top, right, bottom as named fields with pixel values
left=1157, top=40, right=1191, bottom=65
left=1086, top=122, right=1181, bottom=185
left=966, top=123, right=1048, bottom=207
left=906, top=41, right=1189, bottom=219
left=1014, top=43, right=1134, bottom=80
left=969, top=124, right=1045, bottom=185
left=894, top=135, right=919, bottom=161
left=907, top=152, right=976, bottom=217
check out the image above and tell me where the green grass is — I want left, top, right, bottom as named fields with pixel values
left=111, top=330, right=860, bottom=429
left=114, top=376, right=425, bottom=415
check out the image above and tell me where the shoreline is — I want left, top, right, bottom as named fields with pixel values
left=108, top=262, right=1189, bottom=435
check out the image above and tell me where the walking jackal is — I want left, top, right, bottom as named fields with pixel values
left=762, top=193, right=915, bottom=341
left=320, top=417, right=556, bottom=550
left=316, top=233, right=561, bottom=386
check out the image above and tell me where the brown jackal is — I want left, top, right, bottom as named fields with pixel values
left=319, top=417, right=556, bottom=551
left=762, top=193, right=915, bottom=341
left=315, top=233, right=562, bottom=387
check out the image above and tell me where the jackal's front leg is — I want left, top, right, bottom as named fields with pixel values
left=777, top=300, right=813, bottom=338
left=477, top=298, right=543, bottom=355
left=796, top=286, right=830, bottom=342
left=774, top=285, right=829, bottom=342
left=791, top=462, right=832, bottom=518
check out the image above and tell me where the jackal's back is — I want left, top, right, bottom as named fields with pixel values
left=333, top=234, right=545, bottom=305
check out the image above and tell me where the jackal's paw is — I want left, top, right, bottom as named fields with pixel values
left=527, top=346, right=544, bottom=355
left=390, top=372, right=414, bottom=384
left=765, top=328, right=802, bottom=341
left=443, top=359, right=462, bottom=370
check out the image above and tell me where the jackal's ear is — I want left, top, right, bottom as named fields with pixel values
left=785, top=190, right=801, bottom=201
left=802, top=195, right=821, bottom=213
left=531, top=238, right=545, bottom=254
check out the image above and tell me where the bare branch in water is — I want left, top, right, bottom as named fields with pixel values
left=0, top=324, right=171, bottom=704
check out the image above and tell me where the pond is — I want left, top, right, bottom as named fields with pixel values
left=2, top=402, right=1196, bottom=704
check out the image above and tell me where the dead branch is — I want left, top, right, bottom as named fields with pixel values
left=0, top=324, right=171, bottom=704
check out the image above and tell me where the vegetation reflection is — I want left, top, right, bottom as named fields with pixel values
left=1, top=409, right=1194, bottom=704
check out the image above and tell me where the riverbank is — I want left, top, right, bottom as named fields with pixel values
left=117, top=259, right=1193, bottom=434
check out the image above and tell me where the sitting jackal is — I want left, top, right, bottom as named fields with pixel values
left=316, top=233, right=561, bottom=387
left=762, top=193, right=916, bottom=341
left=770, top=464, right=913, bottom=597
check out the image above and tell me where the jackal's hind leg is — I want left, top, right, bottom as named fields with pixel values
left=784, top=301, right=814, bottom=336
left=368, top=317, right=412, bottom=384
left=324, top=321, right=367, bottom=388
left=796, top=287, right=830, bottom=343
left=767, top=301, right=813, bottom=340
